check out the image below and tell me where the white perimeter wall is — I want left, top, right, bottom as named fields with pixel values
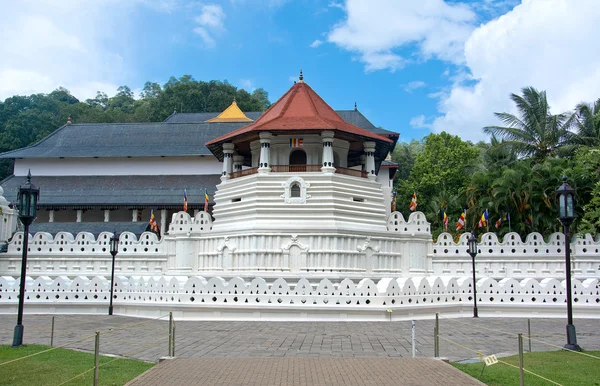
left=14, top=156, right=222, bottom=176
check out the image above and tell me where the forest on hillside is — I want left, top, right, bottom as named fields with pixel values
left=1, top=77, right=599, bottom=239
left=0, top=75, right=271, bottom=177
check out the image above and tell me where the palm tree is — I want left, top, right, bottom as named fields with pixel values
left=574, top=99, right=600, bottom=147
left=483, top=87, right=576, bottom=160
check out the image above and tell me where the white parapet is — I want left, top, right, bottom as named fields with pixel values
left=0, top=275, right=598, bottom=321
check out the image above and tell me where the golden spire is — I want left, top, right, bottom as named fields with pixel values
left=298, top=69, right=304, bottom=83
left=205, top=99, right=253, bottom=122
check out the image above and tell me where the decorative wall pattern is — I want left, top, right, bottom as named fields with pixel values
left=1, top=275, right=598, bottom=311
left=432, top=232, right=600, bottom=278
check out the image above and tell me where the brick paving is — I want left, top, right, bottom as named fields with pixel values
left=1, top=314, right=599, bottom=385
left=125, top=357, right=486, bottom=386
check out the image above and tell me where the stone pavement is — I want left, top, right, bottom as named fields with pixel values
left=1, top=315, right=599, bottom=385
left=125, top=357, right=486, bottom=386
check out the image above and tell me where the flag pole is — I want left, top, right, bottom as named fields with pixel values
left=508, top=212, right=512, bottom=233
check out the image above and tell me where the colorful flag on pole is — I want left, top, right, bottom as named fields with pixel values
left=204, top=188, right=209, bottom=212
left=391, top=189, right=397, bottom=212
left=289, top=138, right=303, bottom=147
left=443, top=211, right=448, bottom=231
left=456, top=210, right=466, bottom=231
left=145, top=212, right=160, bottom=236
left=495, top=213, right=510, bottom=229
left=183, top=189, right=188, bottom=212
left=409, top=191, right=418, bottom=212
left=477, top=209, right=489, bottom=228
left=525, top=212, right=533, bottom=225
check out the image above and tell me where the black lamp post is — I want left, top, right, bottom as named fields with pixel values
left=555, top=176, right=582, bottom=351
left=12, top=171, right=40, bottom=347
left=108, top=232, right=119, bottom=316
left=467, top=232, right=479, bottom=318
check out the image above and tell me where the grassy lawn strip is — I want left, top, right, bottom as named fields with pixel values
left=0, top=344, right=154, bottom=386
left=452, top=350, right=600, bottom=386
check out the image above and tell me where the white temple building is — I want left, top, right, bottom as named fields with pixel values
left=0, top=73, right=598, bottom=321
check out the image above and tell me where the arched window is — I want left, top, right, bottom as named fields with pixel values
left=289, top=150, right=307, bottom=165
left=291, top=183, right=301, bottom=197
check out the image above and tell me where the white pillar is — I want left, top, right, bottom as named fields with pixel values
left=132, top=209, right=138, bottom=222
left=363, top=141, right=377, bottom=180
left=48, top=210, right=54, bottom=223
left=321, top=131, right=335, bottom=173
left=76, top=210, right=82, bottom=222
left=160, top=209, right=167, bottom=237
left=233, top=155, right=244, bottom=173
left=104, top=210, right=110, bottom=222
left=258, top=132, right=272, bottom=174
left=221, top=143, right=235, bottom=182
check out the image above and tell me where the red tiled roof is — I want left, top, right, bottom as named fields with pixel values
left=206, top=81, right=393, bottom=146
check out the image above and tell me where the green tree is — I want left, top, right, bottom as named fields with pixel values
left=574, top=99, right=600, bottom=147
left=402, top=132, right=479, bottom=224
left=483, top=87, right=576, bottom=160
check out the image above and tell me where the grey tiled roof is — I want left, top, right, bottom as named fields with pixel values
left=26, top=221, right=151, bottom=237
left=335, top=110, right=398, bottom=136
left=1, top=175, right=220, bottom=208
left=0, top=122, right=247, bottom=159
left=0, top=111, right=397, bottom=160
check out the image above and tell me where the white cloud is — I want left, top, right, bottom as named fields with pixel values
left=326, top=0, right=475, bottom=71
left=239, top=79, right=255, bottom=91
left=193, top=4, right=226, bottom=47
left=195, top=4, right=225, bottom=28
left=310, top=39, right=323, bottom=48
left=0, top=0, right=127, bottom=101
left=403, top=81, right=426, bottom=93
left=409, top=114, right=433, bottom=129
left=432, top=0, right=600, bottom=141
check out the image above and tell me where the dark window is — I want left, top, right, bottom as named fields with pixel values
left=291, top=183, right=301, bottom=197
left=289, top=150, right=307, bottom=165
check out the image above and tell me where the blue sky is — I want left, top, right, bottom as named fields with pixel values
left=2, top=0, right=600, bottom=143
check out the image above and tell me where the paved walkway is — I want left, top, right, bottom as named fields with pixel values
left=125, top=357, right=486, bottom=386
left=1, top=315, right=599, bottom=385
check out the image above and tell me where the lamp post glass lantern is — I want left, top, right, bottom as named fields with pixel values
left=109, top=232, right=119, bottom=316
left=467, top=232, right=478, bottom=318
left=12, top=171, right=40, bottom=347
left=555, top=176, right=582, bottom=351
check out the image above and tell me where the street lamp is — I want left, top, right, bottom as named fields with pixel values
left=556, top=176, right=582, bottom=351
left=12, top=171, right=40, bottom=347
left=108, top=232, right=119, bottom=316
left=467, top=232, right=479, bottom=318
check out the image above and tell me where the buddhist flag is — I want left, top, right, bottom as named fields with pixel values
left=145, top=212, right=160, bottom=237
left=183, top=189, right=188, bottom=212
left=443, top=211, right=448, bottom=231
left=456, top=210, right=466, bottom=231
left=391, top=189, right=397, bottom=212
left=204, top=188, right=209, bottom=212
left=289, top=138, right=303, bottom=147
left=409, top=191, right=418, bottom=212
left=495, top=213, right=510, bottom=229
left=478, top=209, right=489, bottom=228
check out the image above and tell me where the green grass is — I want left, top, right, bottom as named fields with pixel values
left=452, top=350, right=600, bottom=386
left=0, top=344, right=154, bottom=385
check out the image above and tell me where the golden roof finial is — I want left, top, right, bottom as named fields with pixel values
left=298, top=69, right=304, bottom=83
